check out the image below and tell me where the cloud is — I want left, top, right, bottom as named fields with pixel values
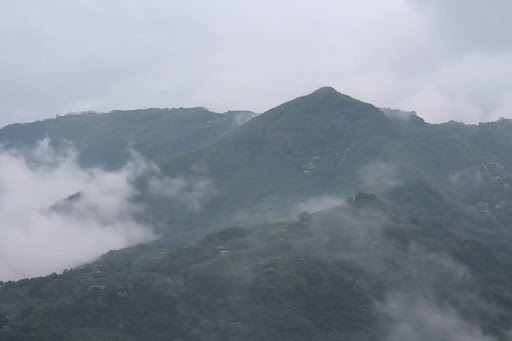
left=149, top=173, right=216, bottom=211
left=309, top=203, right=498, bottom=338
left=1, top=1, right=511, bottom=127
left=396, top=52, right=512, bottom=123
left=360, top=162, right=401, bottom=193
left=0, top=140, right=156, bottom=281
left=379, top=293, right=496, bottom=341
left=370, top=241, right=499, bottom=340
left=292, top=196, right=346, bottom=215
left=409, top=0, right=512, bottom=54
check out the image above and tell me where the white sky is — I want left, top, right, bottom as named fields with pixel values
left=1, top=0, right=511, bottom=126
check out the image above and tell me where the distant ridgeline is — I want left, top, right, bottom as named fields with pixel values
left=0, top=107, right=256, bottom=169
left=1, top=87, right=512, bottom=340
left=60, top=110, right=102, bottom=116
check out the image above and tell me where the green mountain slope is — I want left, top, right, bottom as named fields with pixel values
left=2, top=194, right=511, bottom=340
left=0, top=108, right=256, bottom=169
left=2, top=87, right=512, bottom=340
left=153, top=88, right=512, bottom=251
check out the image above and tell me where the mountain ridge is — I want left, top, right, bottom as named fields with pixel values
left=151, top=88, right=512, bottom=253
left=0, top=107, right=257, bottom=169
left=2, top=87, right=512, bottom=340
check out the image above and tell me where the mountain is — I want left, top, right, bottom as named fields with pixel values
left=2, top=87, right=511, bottom=247
left=2, top=87, right=512, bottom=340
left=0, top=108, right=256, bottom=169
left=153, top=87, right=401, bottom=229
left=153, top=88, right=512, bottom=252
left=2, top=194, right=512, bottom=340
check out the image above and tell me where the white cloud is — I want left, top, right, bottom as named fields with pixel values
left=0, top=1, right=510, bottom=126
left=292, top=196, right=346, bottom=216
left=0, top=140, right=155, bottom=281
left=380, top=294, right=496, bottom=341
left=361, top=162, right=401, bottom=192
left=149, top=174, right=216, bottom=211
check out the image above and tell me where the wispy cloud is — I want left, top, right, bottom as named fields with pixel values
left=379, top=294, right=495, bottom=341
left=0, top=140, right=155, bottom=281
left=360, top=162, right=401, bottom=193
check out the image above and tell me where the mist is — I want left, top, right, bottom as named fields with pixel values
left=148, top=170, right=216, bottom=211
left=292, top=196, right=346, bottom=216
left=307, top=200, right=500, bottom=340
left=0, top=140, right=156, bottom=281
left=360, top=162, right=401, bottom=193
left=380, top=294, right=495, bottom=341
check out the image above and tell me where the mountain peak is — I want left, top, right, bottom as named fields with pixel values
left=306, top=87, right=359, bottom=103
left=311, top=86, right=339, bottom=96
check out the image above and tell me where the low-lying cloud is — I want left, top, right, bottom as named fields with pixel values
left=380, top=294, right=495, bottom=341
left=360, top=162, right=402, bottom=193
left=291, top=196, right=346, bottom=216
left=0, top=140, right=156, bottom=281
left=149, top=174, right=216, bottom=211
left=309, top=202, right=501, bottom=339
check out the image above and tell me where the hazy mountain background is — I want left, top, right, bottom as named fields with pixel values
left=1, top=88, right=512, bottom=340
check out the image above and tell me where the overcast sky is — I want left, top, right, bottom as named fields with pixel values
left=1, top=0, right=511, bottom=127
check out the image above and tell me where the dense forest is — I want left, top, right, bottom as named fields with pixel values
left=1, top=88, right=512, bottom=340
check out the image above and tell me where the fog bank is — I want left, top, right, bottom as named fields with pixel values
left=0, top=140, right=155, bottom=281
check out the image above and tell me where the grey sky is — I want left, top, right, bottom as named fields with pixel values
left=1, top=0, right=511, bottom=127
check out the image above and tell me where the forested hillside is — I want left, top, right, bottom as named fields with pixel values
left=1, top=88, right=512, bottom=340
left=0, top=108, right=255, bottom=169
left=148, top=88, right=512, bottom=251
left=3, top=194, right=512, bottom=340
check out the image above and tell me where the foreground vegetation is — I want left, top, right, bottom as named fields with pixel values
left=2, top=194, right=512, bottom=340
